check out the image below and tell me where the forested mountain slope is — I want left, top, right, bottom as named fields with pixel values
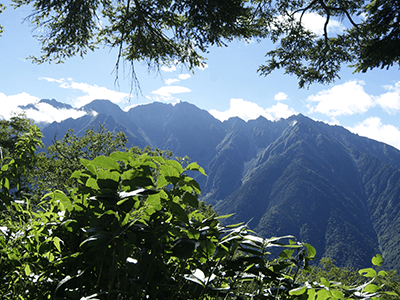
left=36, top=99, right=400, bottom=270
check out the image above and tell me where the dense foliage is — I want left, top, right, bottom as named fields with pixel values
left=0, top=116, right=398, bottom=299
left=1, top=0, right=399, bottom=87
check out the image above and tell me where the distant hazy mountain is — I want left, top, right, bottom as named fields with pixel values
left=38, top=99, right=400, bottom=270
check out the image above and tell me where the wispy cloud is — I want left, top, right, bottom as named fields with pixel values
left=151, top=86, right=192, bottom=101
left=40, top=77, right=131, bottom=108
left=307, top=80, right=375, bottom=117
left=165, top=78, right=180, bottom=85
left=209, top=98, right=296, bottom=122
left=161, top=65, right=177, bottom=72
left=348, top=117, right=400, bottom=150
left=178, top=74, right=191, bottom=80
left=164, top=73, right=191, bottom=85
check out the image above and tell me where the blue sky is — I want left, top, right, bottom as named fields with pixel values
left=1, top=2, right=400, bottom=150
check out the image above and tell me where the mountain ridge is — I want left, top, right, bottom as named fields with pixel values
left=35, top=99, right=400, bottom=270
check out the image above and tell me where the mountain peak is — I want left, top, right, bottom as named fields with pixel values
left=39, top=99, right=73, bottom=109
left=81, top=99, right=124, bottom=115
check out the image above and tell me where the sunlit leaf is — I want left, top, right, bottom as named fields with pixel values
left=86, top=177, right=99, bottom=190
left=364, top=283, right=379, bottom=293
left=316, top=288, right=330, bottom=300
left=289, top=285, right=306, bottom=295
left=304, top=243, right=316, bottom=258
left=371, top=254, right=383, bottom=267
left=330, top=289, right=343, bottom=299
left=359, top=268, right=377, bottom=278
left=320, top=277, right=330, bottom=288
left=24, top=264, right=31, bottom=276
left=91, top=156, right=120, bottom=171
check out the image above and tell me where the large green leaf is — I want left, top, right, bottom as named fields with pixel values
left=371, top=254, right=383, bottom=267
left=185, top=162, right=206, bottom=176
left=168, top=201, right=189, bottom=223
left=90, top=156, right=120, bottom=171
left=182, top=192, right=199, bottom=208
left=359, top=268, right=377, bottom=278
left=289, top=285, right=306, bottom=296
left=145, top=192, right=163, bottom=215
left=304, top=243, right=316, bottom=258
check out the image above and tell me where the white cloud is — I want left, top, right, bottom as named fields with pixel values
left=178, top=74, right=191, bottom=80
left=307, top=80, right=375, bottom=117
left=165, top=78, right=180, bottom=85
left=0, top=92, right=88, bottom=123
left=375, top=81, right=400, bottom=114
left=24, top=102, right=87, bottom=123
left=348, top=117, right=400, bottom=150
left=274, top=92, right=288, bottom=101
left=40, top=77, right=64, bottom=84
left=40, top=77, right=131, bottom=108
left=161, top=65, right=177, bottom=72
left=164, top=73, right=191, bottom=85
left=0, top=92, right=40, bottom=120
left=209, top=98, right=296, bottom=122
left=151, top=86, right=191, bottom=101
left=265, top=102, right=297, bottom=120
left=296, top=12, right=345, bottom=36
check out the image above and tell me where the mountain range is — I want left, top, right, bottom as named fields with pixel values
left=29, top=99, right=400, bottom=270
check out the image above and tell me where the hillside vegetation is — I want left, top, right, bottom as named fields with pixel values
left=0, top=114, right=398, bottom=299
left=34, top=100, right=400, bottom=271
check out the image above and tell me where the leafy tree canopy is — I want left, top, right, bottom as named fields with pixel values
left=2, top=0, right=399, bottom=87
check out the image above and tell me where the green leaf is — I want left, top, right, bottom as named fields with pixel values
left=91, top=156, right=120, bottom=171
left=1, top=177, right=9, bottom=190
left=307, top=288, right=317, bottom=300
left=316, top=288, right=330, bottom=300
left=372, top=254, right=383, bottom=267
left=182, top=192, right=199, bottom=208
left=330, top=289, right=343, bottom=299
left=279, top=249, right=295, bottom=259
left=364, top=283, right=379, bottom=293
left=289, top=286, right=306, bottom=296
left=378, top=270, right=388, bottom=277
left=304, top=243, right=316, bottom=258
left=168, top=201, right=189, bottom=223
left=54, top=191, right=73, bottom=211
left=185, top=162, right=206, bottom=175
left=145, top=192, right=162, bottom=215
left=172, top=238, right=200, bottom=259
left=165, top=159, right=183, bottom=174
left=359, top=268, right=377, bottom=278
left=110, top=151, right=133, bottom=162
left=320, top=277, right=330, bottom=288
left=24, top=264, right=31, bottom=276
left=86, top=177, right=99, bottom=190
left=383, top=291, right=399, bottom=296
left=156, top=174, right=169, bottom=189
left=70, top=170, right=83, bottom=179
left=53, top=236, right=62, bottom=252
